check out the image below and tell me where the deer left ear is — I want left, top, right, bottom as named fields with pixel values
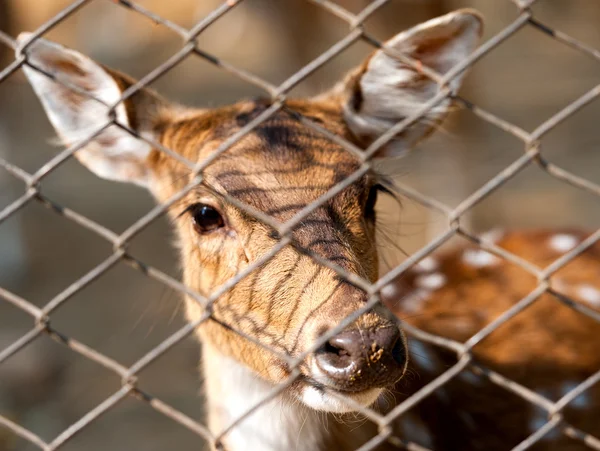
left=17, top=33, right=171, bottom=188
left=334, top=9, right=483, bottom=157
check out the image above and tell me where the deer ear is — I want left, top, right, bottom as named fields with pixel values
left=17, top=33, right=169, bottom=188
left=336, top=9, right=483, bottom=157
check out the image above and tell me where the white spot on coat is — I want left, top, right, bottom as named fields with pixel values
left=480, top=228, right=504, bottom=244
left=380, top=282, right=400, bottom=302
left=397, top=288, right=430, bottom=313
left=462, top=249, right=500, bottom=268
left=576, top=284, right=600, bottom=308
left=548, top=234, right=579, bottom=253
left=415, top=273, right=447, bottom=291
left=414, top=256, right=439, bottom=273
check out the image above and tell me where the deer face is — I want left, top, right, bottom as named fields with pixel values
left=18, top=9, right=481, bottom=413
left=154, top=102, right=403, bottom=411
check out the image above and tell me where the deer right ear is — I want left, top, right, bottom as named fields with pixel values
left=331, top=9, right=483, bottom=157
left=17, top=33, right=170, bottom=189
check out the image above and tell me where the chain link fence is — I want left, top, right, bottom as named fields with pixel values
left=0, top=0, right=599, bottom=450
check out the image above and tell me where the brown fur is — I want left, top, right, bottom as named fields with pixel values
left=140, top=98, right=406, bottom=450
left=385, top=230, right=600, bottom=450
left=141, top=97, right=391, bottom=385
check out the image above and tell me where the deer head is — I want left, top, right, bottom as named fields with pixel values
left=17, top=10, right=482, bottom=414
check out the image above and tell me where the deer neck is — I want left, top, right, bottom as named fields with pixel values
left=201, top=344, right=378, bottom=451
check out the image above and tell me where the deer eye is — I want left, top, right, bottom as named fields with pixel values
left=189, top=203, right=225, bottom=234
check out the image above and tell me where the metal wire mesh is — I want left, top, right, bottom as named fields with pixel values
left=0, top=0, right=599, bottom=450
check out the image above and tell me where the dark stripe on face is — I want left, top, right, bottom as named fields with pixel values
left=290, top=207, right=361, bottom=272
left=254, top=123, right=304, bottom=152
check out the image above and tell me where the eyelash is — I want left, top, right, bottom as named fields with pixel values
left=365, top=183, right=395, bottom=219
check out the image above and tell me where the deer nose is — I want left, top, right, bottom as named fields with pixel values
left=314, top=326, right=406, bottom=391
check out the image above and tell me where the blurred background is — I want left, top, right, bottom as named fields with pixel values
left=0, top=0, right=599, bottom=449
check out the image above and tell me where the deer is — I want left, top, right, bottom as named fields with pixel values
left=15, top=8, right=600, bottom=451
left=382, top=228, right=600, bottom=450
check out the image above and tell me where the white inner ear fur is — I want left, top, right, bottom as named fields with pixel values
left=17, top=33, right=152, bottom=187
left=343, top=10, right=483, bottom=155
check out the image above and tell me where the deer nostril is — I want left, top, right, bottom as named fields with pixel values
left=313, top=327, right=407, bottom=391
left=328, top=333, right=355, bottom=355
left=323, top=340, right=349, bottom=357
left=315, top=336, right=356, bottom=375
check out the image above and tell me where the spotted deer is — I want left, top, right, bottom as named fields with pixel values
left=16, top=8, right=600, bottom=451
left=383, top=229, right=600, bottom=451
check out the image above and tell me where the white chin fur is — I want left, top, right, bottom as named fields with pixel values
left=300, top=385, right=383, bottom=413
